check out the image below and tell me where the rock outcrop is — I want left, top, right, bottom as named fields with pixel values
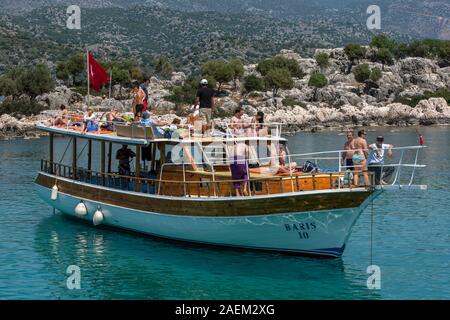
left=2, top=48, right=450, bottom=139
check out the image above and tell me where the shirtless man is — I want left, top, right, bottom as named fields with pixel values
left=230, top=107, right=250, bottom=136
left=352, top=129, right=370, bottom=186
left=342, top=130, right=355, bottom=171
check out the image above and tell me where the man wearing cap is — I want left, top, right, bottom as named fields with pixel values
left=368, top=136, right=395, bottom=185
left=194, top=79, right=215, bottom=133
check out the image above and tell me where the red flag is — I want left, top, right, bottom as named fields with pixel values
left=88, top=52, right=110, bottom=91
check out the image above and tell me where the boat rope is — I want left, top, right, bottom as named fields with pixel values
left=59, top=137, right=73, bottom=164
left=76, top=140, right=90, bottom=161
left=53, top=137, right=73, bottom=184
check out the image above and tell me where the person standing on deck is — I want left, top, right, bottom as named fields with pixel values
left=352, top=129, right=370, bottom=186
left=342, top=130, right=355, bottom=171
left=194, top=79, right=215, bottom=135
left=140, top=77, right=150, bottom=113
left=131, top=81, right=146, bottom=121
left=368, top=136, right=395, bottom=185
left=116, top=145, right=136, bottom=176
left=230, top=107, right=250, bottom=136
left=229, top=142, right=250, bottom=197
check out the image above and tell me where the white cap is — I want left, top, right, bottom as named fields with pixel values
left=200, top=79, right=208, bottom=85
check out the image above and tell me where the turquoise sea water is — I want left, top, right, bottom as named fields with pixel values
left=0, top=127, right=449, bottom=300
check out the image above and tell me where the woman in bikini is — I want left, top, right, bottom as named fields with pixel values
left=352, top=130, right=370, bottom=186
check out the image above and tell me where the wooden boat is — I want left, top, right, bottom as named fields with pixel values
left=34, top=121, right=426, bottom=258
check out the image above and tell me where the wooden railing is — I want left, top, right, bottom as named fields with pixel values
left=41, top=160, right=373, bottom=198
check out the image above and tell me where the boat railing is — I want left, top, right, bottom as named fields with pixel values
left=214, top=121, right=283, bottom=139
left=158, top=145, right=426, bottom=192
left=44, top=114, right=286, bottom=141
left=40, top=159, right=374, bottom=198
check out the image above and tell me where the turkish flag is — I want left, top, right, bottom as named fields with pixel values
left=88, top=51, right=110, bottom=91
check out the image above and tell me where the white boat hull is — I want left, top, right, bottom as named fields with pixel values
left=35, top=183, right=371, bottom=258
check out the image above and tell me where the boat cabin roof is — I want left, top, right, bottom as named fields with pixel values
left=35, top=124, right=287, bottom=146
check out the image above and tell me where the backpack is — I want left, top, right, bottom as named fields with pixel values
left=302, top=161, right=319, bottom=174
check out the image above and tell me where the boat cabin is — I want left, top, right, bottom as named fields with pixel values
left=36, top=122, right=351, bottom=198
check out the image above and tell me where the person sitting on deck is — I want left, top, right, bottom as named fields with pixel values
left=103, top=109, right=125, bottom=131
left=53, top=105, right=69, bottom=126
left=277, top=143, right=298, bottom=175
left=168, top=118, right=190, bottom=139
left=116, top=145, right=136, bottom=176
left=138, top=112, right=166, bottom=138
left=229, top=142, right=250, bottom=197
left=81, top=109, right=99, bottom=134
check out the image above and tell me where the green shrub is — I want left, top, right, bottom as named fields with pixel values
left=308, top=72, right=328, bottom=88
left=264, top=68, right=294, bottom=97
left=352, top=63, right=371, bottom=83
left=243, top=74, right=265, bottom=92
left=395, top=89, right=450, bottom=107
left=370, top=67, right=382, bottom=82
left=257, top=56, right=304, bottom=78
left=315, top=52, right=330, bottom=70
left=344, top=44, right=367, bottom=62
left=0, top=98, right=45, bottom=116
left=282, top=97, right=305, bottom=107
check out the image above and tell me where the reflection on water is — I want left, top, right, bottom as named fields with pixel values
left=34, top=214, right=375, bottom=300
left=0, top=127, right=449, bottom=299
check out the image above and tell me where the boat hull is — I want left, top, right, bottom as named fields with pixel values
left=35, top=180, right=374, bottom=258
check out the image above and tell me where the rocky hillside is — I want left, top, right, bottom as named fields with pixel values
left=4, top=47, right=445, bottom=140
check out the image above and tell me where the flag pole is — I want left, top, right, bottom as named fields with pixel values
left=109, top=69, right=112, bottom=100
left=86, top=49, right=90, bottom=108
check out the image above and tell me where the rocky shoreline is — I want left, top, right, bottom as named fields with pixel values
left=1, top=48, right=449, bottom=139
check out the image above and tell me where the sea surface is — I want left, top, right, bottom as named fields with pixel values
left=0, top=127, right=449, bottom=300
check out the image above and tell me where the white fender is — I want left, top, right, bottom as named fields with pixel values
left=51, top=184, right=58, bottom=201
left=75, top=201, right=87, bottom=217
left=93, top=208, right=104, bottom=226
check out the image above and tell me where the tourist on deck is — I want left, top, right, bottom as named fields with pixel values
left=230, top=107, right=250, bottom=136
left=116, top=145, right=136, bottom=176
left=194, top=79, right=215, bottom=134
left=248, top=111, right=268, bottom=137
left=368, top=136, right=395, bottom=185
left=138, top=112, right=167, bottom=138
left=342, top=130, right=355, bottom=171
left=277, top=143, right=298, bottom=174
left=140, top=77, right=150, bottom=113
left=131, top=81, right=146, bottom=121
left=53, top=105, right=69, bottom=126
left=81, top=109, right=99, bottom=134
left=229, top=142, right=250, bottom=197
left=352, top=129, right=370, bottom=186
left=103, top=109, right=125, bottom=131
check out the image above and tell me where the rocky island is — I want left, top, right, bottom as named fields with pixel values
left=1, top=45, right=449, bottom=139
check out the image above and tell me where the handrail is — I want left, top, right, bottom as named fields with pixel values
left=40, top=159, right=372, bottom=198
